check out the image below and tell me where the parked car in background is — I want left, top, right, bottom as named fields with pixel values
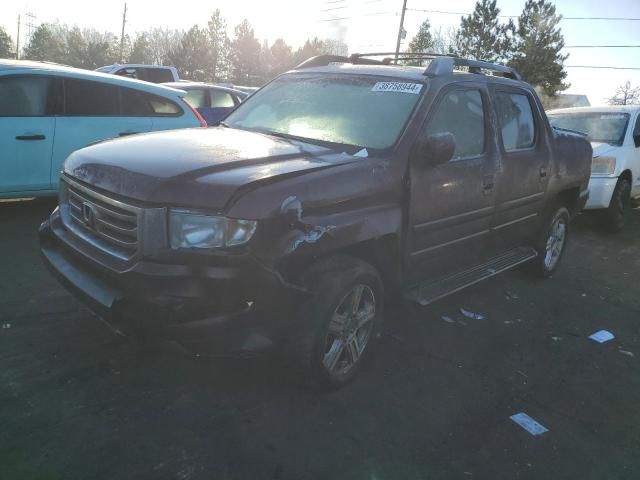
left=0, top=60, right=205, bottom=198
left=163, top=82, right=247, bottom=125
left=95, top=64, right=179, bottom=83
left=548, top=106, right=640, bottom=231
left=40, top=53, right=592, bottom=388
left=232, top=85, right=259, bottom=96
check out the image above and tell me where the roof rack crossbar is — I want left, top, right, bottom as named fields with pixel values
left=293, top=52, right=522, bottom=81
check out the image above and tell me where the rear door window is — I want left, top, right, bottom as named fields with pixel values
left=141, top=68, right=174, bottom=83
left=494, top=92, right=536, bottom=151
left=147, top=94, right=182, bottom=115
left=184, top=89, right=209, bottom=109
left=64, top=78, right=120, bottom=116
left=210, top=90, right=235, bottom=108
left=120, top=88, right=155, bottom=116
left=0, top=76, right=55, bottom=116
left=425, top=89, right=486, bottom=160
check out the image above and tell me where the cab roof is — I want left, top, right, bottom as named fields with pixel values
left=288, top=54, right=525, bottom=86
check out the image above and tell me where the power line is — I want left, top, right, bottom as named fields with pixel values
left=321, top=11, right=395, bottom=22
left=564, top=45, right=640, bottom=48
left=405, top=8, right=640, bottom=21
left=566, top=65, right=640, bottom=70
left=320, top=6, right=347, bottom=12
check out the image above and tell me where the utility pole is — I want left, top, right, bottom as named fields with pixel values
left=394, top=0, right=408, bottom=64
left=16, top=14, right=20, bottom=59
left=120, top=2, right=127, bottom=62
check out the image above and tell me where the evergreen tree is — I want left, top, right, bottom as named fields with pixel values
left=64, top=27, right=89, bottom=67
left=508, top=0, right=569, bottom=97
left=169, top=26, right=210, bottom=80
left=456, top=0, right=512, bottom=62
left=23, top=24, right=66, bottom=63
left=269, top=38, right=294, bottom=77
left=82, top=29, right=120, bottom=69
left=129, top=33, right=153, bottom=64
left=405, top=20, right=433, bottom=65
left=207, top=9, right=231, bottom=82
left=146, top=27, right=182, bottom=65
left=292, top=37, right=326, bottom=65
left=231, top=19, right=261, bottom=85
left=0, top=26, right=14, bottom=58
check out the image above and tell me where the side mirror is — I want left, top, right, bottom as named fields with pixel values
left=634, top=133, right=640, bottom=148
left=422, top=133, right=456, bottom=166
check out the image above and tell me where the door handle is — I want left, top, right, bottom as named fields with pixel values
left=118, top=131, right=139, bottom=137
left=16, top=134, right=46, bottom=141
left=539, top=166, right=547, bottom=178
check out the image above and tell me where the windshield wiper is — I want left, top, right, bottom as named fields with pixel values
left=251, top=128, right=358, bottom=151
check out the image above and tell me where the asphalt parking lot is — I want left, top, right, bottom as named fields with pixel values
left=1, top=199, right=639, bottom=480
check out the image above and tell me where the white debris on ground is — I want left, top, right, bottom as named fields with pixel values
left=510, top=412, right=549, bottom=436
left=460, top=308, right=485, bottom=320
left=589, top=330, right=615, bottom=343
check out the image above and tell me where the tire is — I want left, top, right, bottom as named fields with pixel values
left=525, top=206, right=570, bottom=278
left=287, top=255, right=384, bottom=389
left=600, top=177, right=632, bottom=233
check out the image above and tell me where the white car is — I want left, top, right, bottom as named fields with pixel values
left=548, top=106, right=640, bottom=231
left=95, top=64, right=180, bottom=83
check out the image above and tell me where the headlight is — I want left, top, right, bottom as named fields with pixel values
left=169, top=210, right=256, bottom=249
left=591, top=156, right=616, bottom=175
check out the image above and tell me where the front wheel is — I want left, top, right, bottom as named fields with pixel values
left=288, top=255, right=384, bottom=388
left=525, top=206, right=570, bottom=278
left=600, top=177, right=631, bottom=233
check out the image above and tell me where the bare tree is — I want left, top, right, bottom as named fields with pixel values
left=607, top=81, right=640, bottom=105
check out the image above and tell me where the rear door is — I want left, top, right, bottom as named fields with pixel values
left=490, top=86, right=550, bottom=249
left=0, top=75, right=57, bottom=193
left=205, top=88, right=237, bottom=124
left=51, top=78, right=153, bottom=187
left=407, top=83, right=499, bottom=282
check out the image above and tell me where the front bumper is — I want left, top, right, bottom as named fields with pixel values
left=584, top=176, right=618, bottom=210
left=39, top=210, right=303, bottom=354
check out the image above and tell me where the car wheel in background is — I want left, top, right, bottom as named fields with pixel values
left=601, top=177, right=632, bottom=233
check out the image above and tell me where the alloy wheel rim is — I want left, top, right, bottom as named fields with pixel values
left=544, top=217, right=567, bottom=270
left=322, top=284, right=376, bottom=376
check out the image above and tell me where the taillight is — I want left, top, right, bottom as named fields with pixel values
left=180, top=98, right=207, bottom=127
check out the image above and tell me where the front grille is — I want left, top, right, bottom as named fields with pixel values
left=61, top=177, right=142, bottom=261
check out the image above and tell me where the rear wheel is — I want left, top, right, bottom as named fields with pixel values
left=600, top=177, right=631, bottom=233
left=525, top=206, right=570, bottom=278
left=288, top=255, right=384, bottom=388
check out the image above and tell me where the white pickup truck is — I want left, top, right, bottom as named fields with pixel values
left=548, top=106, right=640, bottom=232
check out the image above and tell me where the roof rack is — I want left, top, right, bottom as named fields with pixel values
left=294, top=52, right=522, bottom=81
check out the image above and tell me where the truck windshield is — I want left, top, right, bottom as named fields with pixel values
left=548, top=112, right=630, bottom=146
left=224, top=73, right=425, bottom=150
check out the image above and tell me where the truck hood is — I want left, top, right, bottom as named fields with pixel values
left=591, top=142, right=618, bottom=157
left=63, top=127, right=361, bottom=212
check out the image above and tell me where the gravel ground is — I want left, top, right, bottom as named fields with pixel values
left=1, top=198, right=639, bottom=480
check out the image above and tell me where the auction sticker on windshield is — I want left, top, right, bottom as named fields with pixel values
left=372, top=82, right=423, bottom=94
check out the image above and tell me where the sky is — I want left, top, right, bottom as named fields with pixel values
left=2, top=0, right=639, bottom=104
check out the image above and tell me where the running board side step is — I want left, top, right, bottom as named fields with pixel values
left=404, top=247, right=537, bottom=306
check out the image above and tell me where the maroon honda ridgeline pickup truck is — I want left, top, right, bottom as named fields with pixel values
left=40, top=54, right=592, bottom=387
